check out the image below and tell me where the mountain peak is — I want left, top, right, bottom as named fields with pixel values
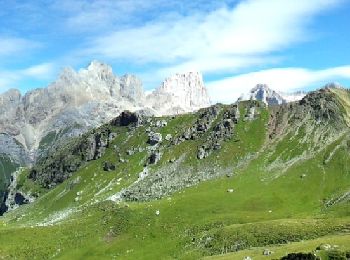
left=86, top=60, right=111, bottom=71
left=239, top=84, right=307, bottom=106
left=245, top=84, right=286, bottom=106
left=147, top=71, right=211, bottom=115
left=250, top=83, right=273, bottom=93
left=158, top=71, right=209, bottom=99
left=0, top=88, right=21, bottom=101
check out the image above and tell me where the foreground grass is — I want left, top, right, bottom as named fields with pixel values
left=207, top=233, right=350, bottom=260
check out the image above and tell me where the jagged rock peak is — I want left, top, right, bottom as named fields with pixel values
left=86, top=60, right=113, bottom=75
left=239, top=84, right=306, bottom=106
left=56, top=67, right=78, bottom=84
left=157, top=71, right=211, bottom=107
left=145, top=71, right=211, bottom=115
left=0, top=88, right=21, bottom=103
left=246, top=84, right=286, bottom=106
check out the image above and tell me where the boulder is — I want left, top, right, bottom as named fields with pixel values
left=149, top=151, right=161, bottom=164
left=126, top=149, right=134, bottom=156
left=183, top=129, right=192, bottom=140
left=156, top=120, right=167, bottom=127
left=148, top=132, right=162, bottom=145
left=263, top=249, right=272, bottom=256
left=197, top=147, right=206, bottom=160
left=138, top=168, right=149, bottom=180
left=111, top=110, right=139, bottom=126
left=103, top=161, right=116, bottom=171
left=165, top=134, right=172, bottom=141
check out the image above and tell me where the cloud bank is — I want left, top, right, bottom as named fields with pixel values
left=206, top=66, right=350, bottom=103
left=0, top=0, right=348, bottom=101
left=84, top=0, right=342, bottom=76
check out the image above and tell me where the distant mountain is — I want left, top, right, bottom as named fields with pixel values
left=146, top=71, right=211, bottom=115
left=238, top=84, right=307, bottom=105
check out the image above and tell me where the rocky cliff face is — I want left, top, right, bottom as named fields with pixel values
left=146, top=72, right=211, bottom=115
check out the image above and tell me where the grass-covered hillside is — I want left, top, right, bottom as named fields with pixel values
left=0, top=87, right=349, bottom=259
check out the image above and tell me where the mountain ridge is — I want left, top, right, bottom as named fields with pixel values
left=0, top=61, right=211, bottom=213
left=0, top=61, right=211, bottom=164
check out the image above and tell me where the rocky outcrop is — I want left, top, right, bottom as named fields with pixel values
left=103, top=161, right=116, bottom=172
left=298, top=88, right=345, bottom=124
left=146, top=72, right=211, bottom=115
left=120, top=104, right=245, bottom=202
left=110, top=110, right=141, bottom=127
left=0, top=134, right=29, bottom=165
left=148, top=150, right=161, bottom=164
left=172, top=105, right=221, bottom=145
left=1, top=169, right=35, bottom=215
left=28, top=111, right=140, bottom=188
left=148, top=132, right=162, bottom=145
left=268, top=88, right=346, bottom=140
left=197, top=104, right=241, bottom=159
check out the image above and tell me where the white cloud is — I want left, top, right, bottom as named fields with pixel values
left=22, top=63, right=55, bottom=79
left=84, top=0, right=342, bottom=77
left=206, top=66, right=350, bottom=103
left=54, top=0, right=227, bottom=32
left=0, top=63, right=56, bottom=90
left=0, top=36, right=38, bottom=57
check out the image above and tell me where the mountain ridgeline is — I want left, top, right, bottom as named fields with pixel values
left=0, top=83, right=349, bottom=259
left=0, top=62, right=211, bottom=212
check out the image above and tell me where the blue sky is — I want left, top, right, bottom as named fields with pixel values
left=0, top=0, right=349, bottom=102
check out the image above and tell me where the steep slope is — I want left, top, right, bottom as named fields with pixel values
left=0, top=87, right=349, bottom=259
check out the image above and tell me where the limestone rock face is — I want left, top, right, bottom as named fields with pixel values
left=120, top=74, right=144, bottom=103
left=146, top=72, right=211, bottom=115
left=0, top=89, right=23, bottom=136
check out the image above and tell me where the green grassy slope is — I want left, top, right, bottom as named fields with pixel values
left=0, top=89, right=349, bottom=259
